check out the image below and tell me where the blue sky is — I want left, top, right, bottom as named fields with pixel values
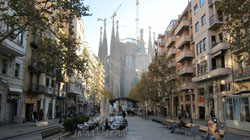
left=82, top=0, right=189, bottom=56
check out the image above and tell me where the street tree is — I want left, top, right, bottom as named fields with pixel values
left=217, top=0, right=250, bottom=62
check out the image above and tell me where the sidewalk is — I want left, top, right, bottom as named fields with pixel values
left=147, top=115, right=250, bottom=137
left=0, top=119, right=61, bottom=140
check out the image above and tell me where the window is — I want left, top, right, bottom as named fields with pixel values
left=201, top=14, right=206, bottom=26
left=200, top=0, right=205, bottom=7
left=226, top=99, right=233, bottom=120
left=220, top=83, right=230, bottom=91
left=2, top=59, right=8, bottom=74
left=197, top=64, right=200, bottom=75
left=239, top=98, right=250, bottom=122
left=211, top=35, right=216, bottom=47
left=195, top=22, right=199, bottom=32
left=197, top=61, right=207, bottom=75
left=51, top=80, right=55, bottom=88
left=46, top=78, right=50, bottom=87
left=203, top=38, right=206, bottom=51
left=196, top=43, right=200, bottom=55
left=15, top=63, right=20, bottom=77
left=219, top=33, right=223, bottom=42
left=16, top=32, right=23, bottom=45
left=194, top=4, right=198, bottom=14
left=199, top=40, right=203, bottom=53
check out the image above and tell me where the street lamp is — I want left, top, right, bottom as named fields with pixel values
left=188, top=89, right=193, bottom=123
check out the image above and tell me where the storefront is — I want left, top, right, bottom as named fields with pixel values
left=225, top=95, right=250, bottom=122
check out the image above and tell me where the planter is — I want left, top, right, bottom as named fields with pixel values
left=36, top=121, right=48, bottom=127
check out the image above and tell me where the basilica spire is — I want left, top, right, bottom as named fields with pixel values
left=148, top=26, right=154, bottom=59
left=98, top=27, right=103, bottom=61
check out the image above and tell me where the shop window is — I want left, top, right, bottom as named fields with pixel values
left=239, top=98, right=250, bottom=122
left=226, top=99, right=233, bottom=120
left=233, top=98, right=240, bottom=120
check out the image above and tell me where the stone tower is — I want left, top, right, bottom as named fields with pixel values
left=148, top=26, right=154, bottom=61
left=98, top=19, right=109, bottom=88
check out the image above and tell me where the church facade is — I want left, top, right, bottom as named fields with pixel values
left=98, top=20, right=154, bottom=97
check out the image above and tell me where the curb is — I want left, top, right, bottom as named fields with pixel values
left=0, top=124, right=61, bottom=140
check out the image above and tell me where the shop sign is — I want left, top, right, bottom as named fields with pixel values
left=26, top=99, right=36, bottom=104
left=198, top=97, right=205, bottom=107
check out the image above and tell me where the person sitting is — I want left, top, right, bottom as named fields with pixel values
left=205, top=120, right=216, bottom=140
left=170, top=118, right=185, bottom=133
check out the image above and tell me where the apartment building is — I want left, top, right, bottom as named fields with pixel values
left=191, top=0, right=233, bottom=122
left=174, top=3, right=196, bottom=120
left=22, top=34, right=57, bottom=122
left=0, top=28, right=26, bottom=124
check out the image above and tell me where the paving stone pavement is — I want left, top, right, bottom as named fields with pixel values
left=66, top=116, right=193, bottom=140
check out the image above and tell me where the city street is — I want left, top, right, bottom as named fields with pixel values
left=66, top=116, right=193, bottom=140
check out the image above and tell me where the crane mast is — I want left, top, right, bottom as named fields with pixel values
left=136, top=0, right=139, bottom=40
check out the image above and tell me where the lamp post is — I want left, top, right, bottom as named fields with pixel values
left=188, top=89, right=193, bottom=123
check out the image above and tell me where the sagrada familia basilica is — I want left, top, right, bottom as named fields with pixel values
left=98, top=18, right=155, bottom=98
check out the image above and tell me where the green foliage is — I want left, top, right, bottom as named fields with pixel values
left=102, top=89, right=114, bottom=100
left=63, top=114, right=89, bottom=133
left=217, top=0, right=250, bottom=53
left=0, top=0, right=91, bottom=43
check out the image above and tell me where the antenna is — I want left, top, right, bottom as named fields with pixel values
left=136, top=0, right=139, bottom=40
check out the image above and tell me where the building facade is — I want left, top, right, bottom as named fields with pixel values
left=0, top=29, right=26, bottom=124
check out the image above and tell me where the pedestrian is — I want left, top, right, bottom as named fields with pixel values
left=210, top=109, right=215, bottom=120
left=39, top=109, right=43, bottom=121
left=122, top=110, right=126, bottom=118
left=170, top=118, right=185, bottom=133
left=33, top=110, right=38, bottom=122
left=204, top=120, right=217, bottom=140
left=178, top=109, right=182, bottom=120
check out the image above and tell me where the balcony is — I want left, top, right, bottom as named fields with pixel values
left=177, top=66, right=193, bottom=76
left=66, top=83, right=82, bottom=95
left=45, top=86, right=55, bottom=94
left=166, top=48, right=176, bottom=59
left=234, top=66, right=250, bottom=82
left=159, top=39, right=166, bottom=47
left=208, top=0, right=221, bottom=7
left=192, top=66, right=231, bottom=82
left=0, top=38, right=25, bottom=57
left=180, top=82, right=196, bottom=90
left=28, top=83, right=45, bottom=93
left=176, top=50, right=193, bottom=63
left=165, top=36, right=176, bottom=48
left=209, top=14, right=223, bottom=30
left=211, top=42, right=230, bottom=55
left=176, top=35, right=190, bottom=49
left=168, top=60, right=176, bottom=68
left=175, top=19, right=190, bottom=36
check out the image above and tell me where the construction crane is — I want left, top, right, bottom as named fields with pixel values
left=97, top=18, right=107, bottom=27
left=111, top=4, right=122, bottom=22
left=136, top=0, right=139, bottom=40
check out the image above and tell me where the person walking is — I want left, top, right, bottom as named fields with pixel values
left=33, top=110, right=38, bottom=122
left=210, top=109, right=215, bottom=120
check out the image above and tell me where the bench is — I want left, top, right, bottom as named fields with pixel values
left=198, top=126, right=225, bottom=139
left=41, top=127, right=70, bottom=140
left=162, top=119, right=175, bottom=129
left=180, top=123, right=192, bottom=135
